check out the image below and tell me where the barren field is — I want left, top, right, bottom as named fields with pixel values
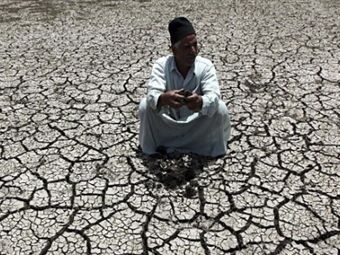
left=0, top=0, right=339, bottom=254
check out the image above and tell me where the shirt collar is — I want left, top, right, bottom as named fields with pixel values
left=170, top=55, right=196, bottom=76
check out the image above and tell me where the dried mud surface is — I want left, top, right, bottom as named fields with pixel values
left=0, top=0, right=339, bottom=254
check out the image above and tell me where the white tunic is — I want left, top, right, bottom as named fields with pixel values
left=139, top=55, right=231, bottom=157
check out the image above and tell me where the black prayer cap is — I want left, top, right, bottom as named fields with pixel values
left=168, top=17, right=196, bottom=45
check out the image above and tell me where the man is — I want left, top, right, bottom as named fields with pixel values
left=139, top=17, right=231, bottom=157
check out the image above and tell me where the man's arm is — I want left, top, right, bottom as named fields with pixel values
left=147, top=60, right=186, bottom=110
left=146, top=61, right=167, bottom=110
left=198, top=63, right=221, bottom=117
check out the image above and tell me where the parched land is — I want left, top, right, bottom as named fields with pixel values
left=0, top=0, right=339, bottom=254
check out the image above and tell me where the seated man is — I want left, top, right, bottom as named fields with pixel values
left=139, top=17, right=231, bottom=158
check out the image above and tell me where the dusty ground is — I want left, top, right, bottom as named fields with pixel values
left=0, top=0, right=339, bottom=254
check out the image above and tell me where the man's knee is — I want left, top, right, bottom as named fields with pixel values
left=138, top=98, right=147, bottom=119
left=216, top=100, right=229, bottom=118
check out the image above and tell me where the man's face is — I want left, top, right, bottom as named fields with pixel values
left=173, top=34, right=199, bottom=68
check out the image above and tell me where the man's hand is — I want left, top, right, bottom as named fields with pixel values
left=158, top=90, right=186, bottom=109
left=158, top=90, right=203, bottom=111
left=185, top=93, right=203, bottom=112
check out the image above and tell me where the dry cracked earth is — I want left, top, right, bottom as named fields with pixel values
left=0, top=0, right=339, bottom=254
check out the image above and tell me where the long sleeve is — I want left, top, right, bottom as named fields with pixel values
left=146, top=61, right=166, bottom=110
left=200, top=64, right=221, bottom=117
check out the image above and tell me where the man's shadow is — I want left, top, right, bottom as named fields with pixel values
left=136, top=147, right=216, bottom=198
